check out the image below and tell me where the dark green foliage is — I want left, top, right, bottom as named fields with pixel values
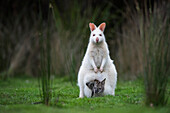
left=118, top=1, right=170, bottom=106
left=38, top=3, right=52, bottom=105
left=139, top=3, right=170, bottom=106
left=39, top=33, right=52, bottom=105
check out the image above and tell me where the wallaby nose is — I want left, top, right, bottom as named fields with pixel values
left=96, top=37, right=99, bottom=43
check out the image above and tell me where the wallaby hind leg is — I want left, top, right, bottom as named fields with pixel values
left=112, top=90, right=115, bottom=96
left=78, top=68, right=85, bottom=98
left=79, top=86, right=84, bottom=98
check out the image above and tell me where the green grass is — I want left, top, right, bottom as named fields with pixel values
left=0, top=76, right=169, bottom=113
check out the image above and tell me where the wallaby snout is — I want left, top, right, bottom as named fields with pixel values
left=96, top=37, right=99, bottom=43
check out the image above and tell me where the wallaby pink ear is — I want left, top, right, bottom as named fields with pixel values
left=99, top=22, right=106, bottom=32
left=89, top=23, right=96, bottom=31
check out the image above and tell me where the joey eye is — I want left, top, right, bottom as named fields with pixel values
left=93, top=34, right=95, bottom=36
left=99, top=34, right=102, bottom=36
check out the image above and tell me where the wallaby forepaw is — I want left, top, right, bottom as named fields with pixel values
left=94, top=68, right=98, bottom=73
left=99, top=68, right=103, bottom=73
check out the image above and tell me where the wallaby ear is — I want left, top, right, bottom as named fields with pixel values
left=86, top=82, right=94, bottom=89
left=98, top=22, right=106, bottom=32
left=101, top=78, right=106, bottom=85
left=89, top=23, right=96, bottom=32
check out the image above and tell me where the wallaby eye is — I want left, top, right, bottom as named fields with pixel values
left=99, top=34, right=102, bottom=36
left=93, top=34, right=95, bottom=36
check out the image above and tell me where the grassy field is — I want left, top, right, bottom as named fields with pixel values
left=0, top=76, right=169, bottom=113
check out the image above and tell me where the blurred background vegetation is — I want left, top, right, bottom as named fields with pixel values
left=0, top=0, right=169, bottom=106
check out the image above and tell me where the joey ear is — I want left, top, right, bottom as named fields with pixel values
left=89, top=23, right=96, bottom=31
left=98, top=22, right=106, bottom=32
left=86, top=82, right=94, bottom=89
left=86, top=82, right=90, bottom=88
left=101, top=78, right=106, bottom=85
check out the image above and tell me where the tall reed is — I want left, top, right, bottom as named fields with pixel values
left=117, top=1, right=169, bottom=105
left=139, top=2, right=170, bottom=106
left=38, top=1, right=52, bottom=105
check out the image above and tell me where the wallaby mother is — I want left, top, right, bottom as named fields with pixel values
left=78, top=22, right=117, bottom=98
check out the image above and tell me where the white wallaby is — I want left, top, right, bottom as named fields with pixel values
left=78, top=22, right=117, bottom=98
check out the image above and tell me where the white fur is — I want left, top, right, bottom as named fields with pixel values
left=77, top=23, right=117, bottom=98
